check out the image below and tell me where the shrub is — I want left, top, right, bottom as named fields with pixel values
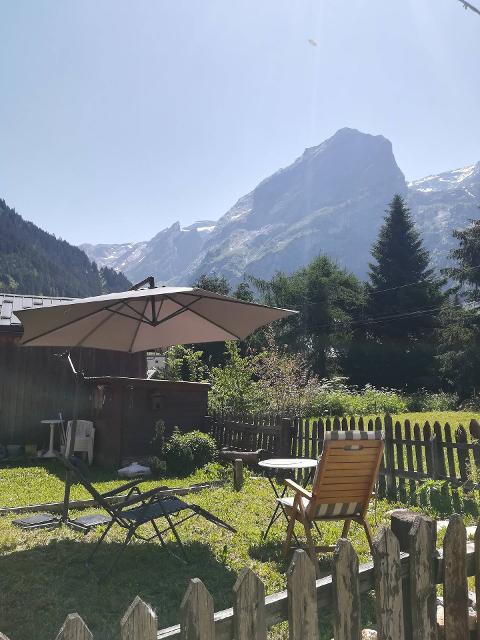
left=406, top=390, right=458, bottom=412
left=164, top=429, right=218, bottom=476
left=311, top=383, right=407, bottom=416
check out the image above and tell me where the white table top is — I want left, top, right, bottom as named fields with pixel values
left=41, top=419, right=64, bottom=425
left=259, top=457, right=317, bottom=470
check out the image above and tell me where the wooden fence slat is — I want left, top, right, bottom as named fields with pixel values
left=120, top=596, right=157, bottom=640
left=55, top=613, right=93, bottom=640
left=373, top=527, right=404, bottom=640
left=180, top=579, right=215, bottom=640
left=456, top=426, right=469, bottom=482
left=475, top=524, right=480, bottom=640
left=433, top=422, right=447, bottom=479
left=233, top=568, right=266, bottom=640
left=404, top=420, right=416, bottom=499
left=287, top=549, right=319, bottom=640
left=332, top=539, right=361, bottom=640
left=384, top=415, right=396, bottom=497
left=395, top=421, right=406, bottom=501
left=409, top=517, right=437, bottom=640
left=443, top=514, right=469, bottom=640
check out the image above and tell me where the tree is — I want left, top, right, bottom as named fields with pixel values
left=364, top=194, right=445, bottom=389
left=437, top=215, right=480, bottom=397
left=252, top=255, right=365, bottom=378
left=192, top=273, right=230, bottom=296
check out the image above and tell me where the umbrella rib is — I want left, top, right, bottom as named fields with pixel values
left=129, top=299, right=149, bottom=352
left=20, top=298, right=149, bottom=345
left=74, top=300, right=133, bottom=347
left=163, top=295, right=242, bottom=340
left=153, top=295, right=204, bottom=326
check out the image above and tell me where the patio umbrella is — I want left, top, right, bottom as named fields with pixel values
left=16, top=276, right=297, bottom=520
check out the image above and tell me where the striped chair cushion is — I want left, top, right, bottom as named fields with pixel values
left=277, top=496, right=363, bottom=518
left=324, top=430, right=384, bottom=441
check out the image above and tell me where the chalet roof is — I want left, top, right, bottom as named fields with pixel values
left=0, top=293, right=74, bottom=333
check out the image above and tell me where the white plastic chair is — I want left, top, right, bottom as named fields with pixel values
left=66, top=420, right=95, bottom=465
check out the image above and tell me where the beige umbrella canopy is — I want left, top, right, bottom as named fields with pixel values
left=15, top=278, right=297, bottom=521
left=17, top=283, right=297, bottom=352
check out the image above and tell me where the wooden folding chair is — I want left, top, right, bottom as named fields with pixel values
left=278, top=430, right=384, bottom=571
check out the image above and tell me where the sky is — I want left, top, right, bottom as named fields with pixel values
left=0, top=1, right=479, bottom=246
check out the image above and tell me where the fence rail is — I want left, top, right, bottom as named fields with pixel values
left=210, top=412, right=480, bottom=498
left=1, top=515, right=476, bottom=639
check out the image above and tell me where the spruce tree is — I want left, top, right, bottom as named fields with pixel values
left=365, top=194, right=444, bottom=389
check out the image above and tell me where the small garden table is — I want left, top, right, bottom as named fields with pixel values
left=259, top=457, right=317, bottom=540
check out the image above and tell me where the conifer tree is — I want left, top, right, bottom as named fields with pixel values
left=364, top=194, right=444, bottom=389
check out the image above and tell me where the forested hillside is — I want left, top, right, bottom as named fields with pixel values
left=0, top=199, right=131, bottom=296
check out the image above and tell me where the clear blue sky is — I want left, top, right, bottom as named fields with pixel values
left=0, top=1, right=479, bottom=245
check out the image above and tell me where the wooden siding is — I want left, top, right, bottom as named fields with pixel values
left=0, top=335, right=145, bottom=447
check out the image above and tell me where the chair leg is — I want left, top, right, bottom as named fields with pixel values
left=151, top=519, right=187, bottom=563
left=362, top=518, right=374, bottom=553
left=164, top=512, right=188, bottom=561
left=303, top=520, right=320, bottom=577
left=341, top=519, right=351, bottom=539
left=86, top=519, right=114, bottom=565
left=283, top=511, right=297, bottom=558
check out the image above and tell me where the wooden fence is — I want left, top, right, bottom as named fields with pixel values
left=1, top=515, right=476, bottom=639
left=210, top=412, right=480, bottom=500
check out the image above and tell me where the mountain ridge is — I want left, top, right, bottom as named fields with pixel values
left=80, top=128, right=479, bottom=285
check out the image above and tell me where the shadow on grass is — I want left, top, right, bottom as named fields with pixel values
left=0, top=536, right=236, bottom=640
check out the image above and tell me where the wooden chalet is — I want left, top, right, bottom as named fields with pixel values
left=0, top=293, right=210, bottom=466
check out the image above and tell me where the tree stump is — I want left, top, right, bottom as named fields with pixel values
left=390, top=510, right=436, bottom=552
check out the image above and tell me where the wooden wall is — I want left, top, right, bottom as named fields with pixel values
left=89, top=377, right=210, bottom=467
left=0, top=334, right=145, bottom=447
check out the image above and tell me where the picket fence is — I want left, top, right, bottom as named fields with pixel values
left=210, top=412, right=480, bottom=499
left=1, top=515, right=476, bottom=639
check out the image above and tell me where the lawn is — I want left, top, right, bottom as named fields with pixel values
left=1, top=410, right=478, bottom=639
left=0, top=459, right=405, bottom=640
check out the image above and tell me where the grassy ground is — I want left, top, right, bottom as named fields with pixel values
left=0, top=459, right=410, bottom=640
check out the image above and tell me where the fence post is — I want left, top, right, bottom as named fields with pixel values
left=384, top=414, right=396, bottom=497
left=180, top=578, right=215, bottom=640
left=234, top=459, right=244, bottom=491
left=372, top=527, right=404, bottom=640
left=233, top=568, right=267, bottom=640
left=409, top=517, right=437, bottom=640
left=120, top=596, right=157, bottom=640
left=475, top=524, right=480, bottom=640
left=443, top=515, right=469, bottom=639
left=55, top=613, right=93, bottom=640
left=280, top=417, right=293, bottom=458
left=332, top=539, right=361, bottom=640
left=287, top=549, right=319, bottom=640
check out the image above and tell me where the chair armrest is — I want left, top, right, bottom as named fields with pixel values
left=101, top=479, right=148, bottom=497
left=116, top=485, right=172, bottom=509
left=285, top=478, right=312, bottom=499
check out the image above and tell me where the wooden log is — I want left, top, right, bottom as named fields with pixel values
left=443, top=515, right=469, bottom=640
left=384, top=415, right=396, bottom=497
left=287, top=550, right=318, bottom=640
left=280, top=417, right=293, bottom=458
left=233, top=568, right=266, bottom=640
left=332, top=539, right=361, bottom=640
left=0, top=481, right=226, bottom=516
left=373, top=527, right=404, bottom=640
left=409, top=517, right=437, bottom=640
left=391, top=510, right=436, bottom=553
left=233, top=459, right=244, bottom=491
left=121, top=596, right=157, bottom=640
left=180, top=579, right=215, bottom=640
left=219, top=449, right=265, bottom=464
left=55, top=613, right=93, bottom=640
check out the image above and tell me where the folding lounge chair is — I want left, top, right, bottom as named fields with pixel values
left=61, top=456, right=236, bottom=579
left=278, top=430, right=384, bottom=572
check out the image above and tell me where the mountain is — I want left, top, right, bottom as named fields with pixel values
left=409, top=163, right=480, bottom=269
left=80, top=128, right=480, bottom=284
left=0, top=199, right=131, bottom=297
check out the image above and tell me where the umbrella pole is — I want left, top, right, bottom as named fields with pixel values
left=61, top=352, right=82, bottom=522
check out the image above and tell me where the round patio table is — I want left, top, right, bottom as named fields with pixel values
left=258, top=457, right=317, bottom=540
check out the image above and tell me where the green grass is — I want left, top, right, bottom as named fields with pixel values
left=0, top=460, right=405, bottom=640
left=362, top=411, right=480, bottom=429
